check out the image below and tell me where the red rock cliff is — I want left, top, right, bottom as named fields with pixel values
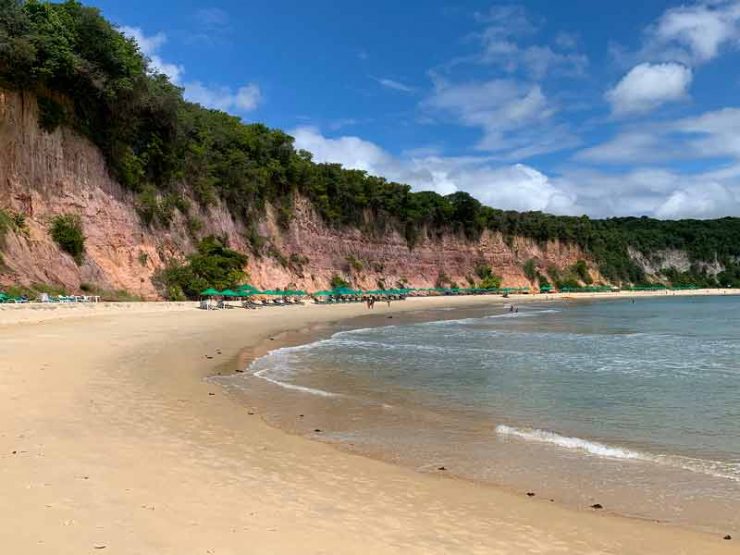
left=0, top=90, right=597, bottom=298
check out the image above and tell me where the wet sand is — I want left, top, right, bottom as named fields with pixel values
left=1, top=292, right=738, bottom=553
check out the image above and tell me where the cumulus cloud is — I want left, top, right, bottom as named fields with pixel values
left=120, top=26, right=184, bottom=83
left=184, top=82, right=262, bottom=112
left=291, top=126, right=578, bottom=214
left=292, top=127, right=740, bottom=219
left=655, top=181, right=739, bottom=218
left=606, top=62, right=692, bottom=115
left=553, top=167, right=740, bottom=218
left=645, top=0, right=740, bottom=65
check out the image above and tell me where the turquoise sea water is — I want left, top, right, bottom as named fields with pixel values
left=220, top=296, right=740, bottom=532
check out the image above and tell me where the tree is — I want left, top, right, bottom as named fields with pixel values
left=157, top=236, right=247, bottom=299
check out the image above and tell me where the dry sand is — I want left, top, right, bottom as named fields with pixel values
left=1, top=291, right=738, bottom=554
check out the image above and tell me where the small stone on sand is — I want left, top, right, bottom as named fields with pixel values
left=438, top=466, right=446, bottom=471
left=590, top=503, right=603, bottom=509
left=526, top=492, right=535, bottom=497
left=235, top=369, right=244, bottom=373
left=314, top=429, right=322, bottom=433
left=724, top=535, right=732, bottom=540
left=208, top=392, right=215, bottom=396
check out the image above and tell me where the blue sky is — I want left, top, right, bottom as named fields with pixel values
left=90, top=0, right=740, bottom=218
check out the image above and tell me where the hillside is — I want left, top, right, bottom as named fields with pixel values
left=1, top=0, right=739, bottom=299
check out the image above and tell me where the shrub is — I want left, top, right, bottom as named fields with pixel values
left=0, top=209, right=28, bottom=242
left=330, top=274, right=350, bottom=289
left=245, top=225, right=268, bottom=255
left=523, top=259, right=537, bottom=282
left=572, top=259, right=593, bottom=284
left=155, top=236, right=248, bottom=299
left=480, top=275, right=502, bottom=290
left=346, top=254, right=364, bottom=272
left=50, top=214, right=85, bottom=264
left=474, top=262, right=493, bottom=281
left=435, top=271, right=451, bottom=288
left=37, top=96, right=68, bottom=132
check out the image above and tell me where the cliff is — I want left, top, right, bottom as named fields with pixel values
left=0, top=89, right=595, bottom=298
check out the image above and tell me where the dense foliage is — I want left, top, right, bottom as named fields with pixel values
left=49, top=213, right=84, bottom=264
left=2, top=1, right=740, bottom=286
left=155, top=236, right=247, bottom=299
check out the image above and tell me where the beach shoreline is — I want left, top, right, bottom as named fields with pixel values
left=1, top=290, right=738, bottom=553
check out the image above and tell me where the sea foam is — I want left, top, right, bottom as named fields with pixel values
left=495, top=424, right=740, bottom=482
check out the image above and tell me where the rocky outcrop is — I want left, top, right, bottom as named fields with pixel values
left=628, top=247, right=725, bottom=278
left=0, top=89, right=597, bottom=298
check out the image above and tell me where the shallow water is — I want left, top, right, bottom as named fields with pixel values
left=216, top=296, right=740, bottom=533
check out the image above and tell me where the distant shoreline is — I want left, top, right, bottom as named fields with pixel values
left=2, top=287, right=738, bottom=327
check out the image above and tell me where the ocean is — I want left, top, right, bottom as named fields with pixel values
left=215, top=295, right=740, bottom=533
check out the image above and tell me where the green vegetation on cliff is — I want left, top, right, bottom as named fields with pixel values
left=2, top=0, right=740, bottom=286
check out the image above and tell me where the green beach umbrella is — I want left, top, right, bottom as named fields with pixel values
left=219, top=289, right=239, bottom=297
left=200, top=288, right=220, bottom=296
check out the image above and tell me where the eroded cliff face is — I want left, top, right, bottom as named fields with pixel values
left=628, top=247, right=725, bottom=278
left=0, top=89, right=598, bottom=298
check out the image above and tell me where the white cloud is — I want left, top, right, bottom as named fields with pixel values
left=291, top=126, right=578, bottom=214
left=291, top=126, right=740, bottom=219
left=120, top=24, right=261, bottom=114
left=120, top=26, right=184, bottom=84
left=235, top=84, right=262, bottom=111
left=553, top=165, right=740, bottom=218
left=576, top=131, right=674, bottom=163
left=677, top=107, right=740, bottom=158
left=645, top=0, right=740, bottom=65
left=576, top=106, right=740, bottom=164
left=655, top=181, right=739, bottom=218
left=606, top=62, right=692, bottom=115
left=184, top=82, right=262, bottom=112
left=375, top=78, right=415, bottom=93
left=474, top=5, right=588, bottom=78
left=423, top=78, right=558, bottom=154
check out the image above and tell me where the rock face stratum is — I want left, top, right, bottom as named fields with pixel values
left=0, top=89, right=596, bottom=298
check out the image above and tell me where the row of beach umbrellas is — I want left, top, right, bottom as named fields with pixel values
left=199, top=285, right=522, bottom=298
left=200, top=285, right=308, bottom=297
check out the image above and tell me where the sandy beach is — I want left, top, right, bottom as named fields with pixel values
left=1, top=291, right=738, bottom=554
